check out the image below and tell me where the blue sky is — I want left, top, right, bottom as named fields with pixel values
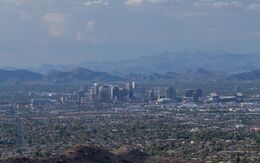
left=0, top=0, right=260, bottom=67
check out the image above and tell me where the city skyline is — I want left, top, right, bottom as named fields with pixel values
left=0, top=0, right=260, bottom=67
left=0, top=1, right=260, bottom=162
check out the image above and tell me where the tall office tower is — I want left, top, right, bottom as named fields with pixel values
left=167, top=87, right=176, bottom=101
left=234, top=86, right=240, bottom=93
left=153, top=87, right=160, bottom=99
left=108, top=85, right=113, bottom=101
left=78, top=90, right=85, bottom=105
left=185, top=89, right=203, bottom=102
left=110, top=85, right=114, bottom=101
left=186, top=89, right=195, bottom=98
left=193, top=89, right=203, bottom=102
left=126, top=82, right=132, bottom=90
left=94, top=83, right=99, bottom=101
left=158, top=87, right=167, bottom=99
left=99, top=85, right=111, bottom=103
left=119, top=88, right=128, bottom=102
left=132, top=81, right=136, bottom=89
left=148, top=89, right=156, bottom=101
left=112, top=86, right=120, bottom=102
left=126, top=82, right=134, bottom=99
left=89, top=88, right=96, bottom=102
left=195, top=89, right=202, bottom=98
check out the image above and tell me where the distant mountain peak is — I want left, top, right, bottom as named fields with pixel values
left=228, top=68, right=260, bottom=80
left=45, top=67, right=123, bottom=83
left=186, top=68, right=215, bottom=75
left=33, top=50, right=260, bottom=75
left=72, top=67, right=93, bottom=73
left=0, top=69, right=43, bottom=83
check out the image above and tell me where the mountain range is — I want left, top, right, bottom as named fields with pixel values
left=45, top=68, right=122, bottom=83
left=0, top=69, right=44, bottom=83
left=0, top=68, right=122, bottom=84
left=32, top=50, right=260, bottom=75
left=228, top=69, right=260, bottom=80
left=124, top=68, right=222, bottom=81
left=0, top=67, right=259, bottom=84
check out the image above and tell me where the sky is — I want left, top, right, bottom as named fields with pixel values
left=0, top=0, right=260, bottom=67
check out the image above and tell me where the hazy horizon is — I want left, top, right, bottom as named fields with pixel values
left=1, top=0, right=260, bottom=67
left=0, top=49, right=258, bottom=70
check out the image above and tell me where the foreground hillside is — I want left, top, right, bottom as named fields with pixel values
left=1, top=145, right=197, bottom=163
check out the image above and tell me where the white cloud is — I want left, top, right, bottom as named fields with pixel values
left=74, top=19, right=100, bottom=43
left=195, top=1, right=243, bottom=8
left=87, top=20, right=95, bottom=32
left=43, top=13, right=65, bottom=37
left=17, top=11, right=31, bottom=20
left=76, top=32, right=83, bottom=40
left=213, top=1, right=242, bottom=8
left=125, top=0, right=172, bottom=6
left=85, top=20, right=99, bottom=43
left=84, top=0, right=109, bottom=6
left=246, top=4, right=260, bottom=11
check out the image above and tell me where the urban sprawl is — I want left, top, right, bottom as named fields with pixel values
left=0, top=81, right=259, bottom=162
